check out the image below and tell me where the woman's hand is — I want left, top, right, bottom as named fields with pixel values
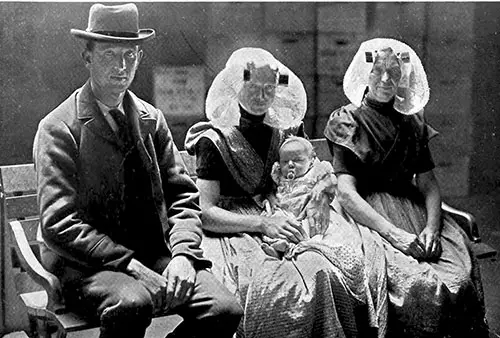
left=419, top=226, right=442, bottom=260
left=260, top=214, right=307, bottom=243
left=387, top=227, right=426, bottom=260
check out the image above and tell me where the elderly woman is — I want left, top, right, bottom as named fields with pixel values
left=324, top=38, right=488, bottom=338
left=185, top=48, right=379, bottom=338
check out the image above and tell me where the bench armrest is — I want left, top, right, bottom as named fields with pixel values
left=441, top=202, right=480, bottom=243
left=9, top=220, right=66, bottom=314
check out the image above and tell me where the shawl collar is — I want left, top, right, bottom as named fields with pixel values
left=185, top=121, right=282, bottom=195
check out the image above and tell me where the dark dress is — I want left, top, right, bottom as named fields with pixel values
left=324, top=97, right=488, bottom=338
left=185, top=108, right=377, bottom=338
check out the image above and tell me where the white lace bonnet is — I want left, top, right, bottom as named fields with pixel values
left=343, top=38, right=430, bottom=115
left=205, top=47, right=307, bottom=128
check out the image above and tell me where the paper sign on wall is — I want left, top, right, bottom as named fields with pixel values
left=153, top=65, right=205, bottom=122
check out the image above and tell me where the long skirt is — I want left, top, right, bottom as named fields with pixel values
left=201, top=197, right=384, bottom=338
left=356, top=189, right=488, bottom=338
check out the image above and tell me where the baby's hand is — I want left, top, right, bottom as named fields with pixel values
left=310, top=185, right=324, bottom=202
left=310, top=175, right=336, bottom=202
left=299, top=201, right=330, bottom=238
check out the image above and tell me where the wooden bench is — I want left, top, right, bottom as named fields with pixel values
left=0, top=139, right=496, bottom=336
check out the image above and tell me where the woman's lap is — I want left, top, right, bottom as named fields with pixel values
left=201, top=232, right=363, bottom=338
left=361, top=191, right=487, bottom=337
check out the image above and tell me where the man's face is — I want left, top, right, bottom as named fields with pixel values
left=279, top=141, right=312, bottom=180
left=367, top=49, right=402, bottom=103
left=238, top=65, right=277, bottom=116
left=84, top=42, right=142, bottom=97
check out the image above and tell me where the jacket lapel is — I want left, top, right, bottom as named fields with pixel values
left=123, top=91, right=157, bottom=172
left=76, top=81, right=118, bottom=145
left=124, top=91, right=156, bottom=142
left=76, top=81, right=157, bottom=150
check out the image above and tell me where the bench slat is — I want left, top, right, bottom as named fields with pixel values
left=5, top=195, right=39, bottom=220
left=0, top=164, right=36, bottom=196
left=311, top=138, right=332, bottom=162
left=18, top=218, right=39, bottom=242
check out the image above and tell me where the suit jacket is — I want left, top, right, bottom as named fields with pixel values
left=33, top=80, right=210, bottom=279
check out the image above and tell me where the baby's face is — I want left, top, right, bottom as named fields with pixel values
left=279, top=141, right=312, bottom=180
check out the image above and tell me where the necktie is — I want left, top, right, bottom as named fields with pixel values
left=109, top=109, right=132, bottom=146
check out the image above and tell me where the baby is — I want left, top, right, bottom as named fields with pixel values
left=261, top=136, right=337, bottom=258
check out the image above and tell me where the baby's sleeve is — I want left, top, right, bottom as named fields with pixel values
left=314, top=161, right=337, bottom=196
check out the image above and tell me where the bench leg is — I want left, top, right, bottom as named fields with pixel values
left=31, top=317, right=51, bottom=338
left=54, top=329, right=67, bottom=338
left=27, top=315, right=38, bottom=337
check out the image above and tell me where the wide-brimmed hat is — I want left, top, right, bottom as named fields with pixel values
left=71, top=3, right=155, bottom=42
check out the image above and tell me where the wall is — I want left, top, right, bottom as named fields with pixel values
left=2, top=2, right=496, bottom=194
left=470, top=3, right=500, bottom=194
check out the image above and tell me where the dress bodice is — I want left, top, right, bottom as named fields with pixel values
left=324, top=98, right=438, bottom=194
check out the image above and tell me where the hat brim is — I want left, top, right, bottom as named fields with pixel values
left=70, top=28, right=155, bottom=42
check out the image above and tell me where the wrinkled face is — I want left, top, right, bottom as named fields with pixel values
left=367, top=49, right=402, bottom=103
left=84, top=42, right=142, bottom=98
left=238, top=65, right=277, bottom=116
left=279, top=141, right=313, bottom=180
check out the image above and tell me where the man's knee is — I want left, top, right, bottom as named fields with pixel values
left=95, top=272, right=153, bottom=328
left=198, top=270, right=243, bottom=323
left=212, top=288, right=244, bottom=324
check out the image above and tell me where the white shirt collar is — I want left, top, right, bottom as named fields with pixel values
left=96, top=100, right=125, bottom=117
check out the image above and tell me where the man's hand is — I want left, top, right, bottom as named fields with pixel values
left=126, top=258, right=168, bottom=313
left=162, top=255, right=196, bottom=311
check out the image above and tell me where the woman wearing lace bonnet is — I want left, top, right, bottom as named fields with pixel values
left=324, top=37, right=489, bottom=338
left=185, top=47, right=373, bottom=337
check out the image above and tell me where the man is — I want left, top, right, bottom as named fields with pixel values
left=33, top=3, right=242, bottom=338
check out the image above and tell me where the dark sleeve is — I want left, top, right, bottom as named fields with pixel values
left=194, top=137, right=227, bottom=180
left=153, top=111, right=211, bottom=269
left=324, top=105, right=371, bottom=162
left=412, top=113, right=438, bottom=174
left=327, top=139, right=364, bottom=177
left=34, top=116, right=134, bottom=271
left=415, top=136, right=435, bottom=174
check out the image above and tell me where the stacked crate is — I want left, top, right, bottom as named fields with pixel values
left=424, top=3, right=475, bottom=197
left=315, top=3, right=367, bottom=138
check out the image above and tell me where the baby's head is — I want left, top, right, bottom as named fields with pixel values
left=278, top=136, right=315, bottom=180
